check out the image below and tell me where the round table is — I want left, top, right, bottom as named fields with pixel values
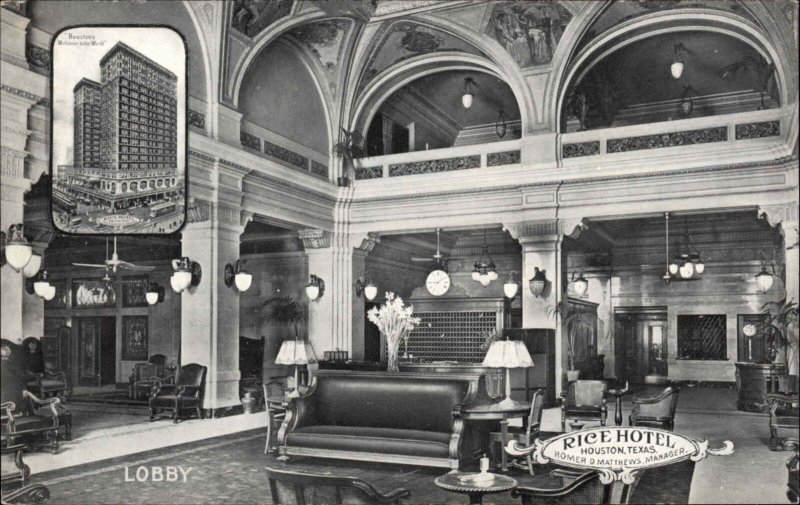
left=434, top=472, right=517, bottom=505
left=461, top=401, right=530, bottom=472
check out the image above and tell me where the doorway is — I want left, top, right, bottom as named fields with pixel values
left=76, top=316, right=117, bottom=387
left=614, top=308, right=668, bottom=384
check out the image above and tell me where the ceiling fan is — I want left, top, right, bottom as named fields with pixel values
left=411, top=228, right=448, bottom=267
left=73, top=237, right=155, bottom=273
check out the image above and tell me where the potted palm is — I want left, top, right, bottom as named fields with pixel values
left=332, top=127, right=365, bottom=187
left=759, top=297, right=799, bottom=390
left=547, top=300, right=599, bottom=382
left=263, top=296, right=306, bottom=340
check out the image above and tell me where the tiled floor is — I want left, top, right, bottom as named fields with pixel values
left=15, top=387, right=796, bottom=504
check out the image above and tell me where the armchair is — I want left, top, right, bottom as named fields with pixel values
left=561, top=380, right=607, bottom=432
left=263, top=381, right=286, bottom=454
left=148, top=363, right=206, bottom=423
left=128, top=354, right=168, bottom=400
left=265, top=465, right=410, bottom=505
left=512, top=469, right=639, bottom=504
left=767, top=393, right=799, bottom=451
left=490, top=389, right=544, bottom=474
left=1, top=443, right=49, bottom=505
left=21, top=338, right=68, bottom=401
left=629, top=386, right=680, bottom=431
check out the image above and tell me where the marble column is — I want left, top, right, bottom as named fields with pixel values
left=179, top=202, right=248, bottom=413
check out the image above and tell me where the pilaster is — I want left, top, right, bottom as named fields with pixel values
left=215, top=103, right=243, bottom=148
left=0, top=6, right=30, bottom=68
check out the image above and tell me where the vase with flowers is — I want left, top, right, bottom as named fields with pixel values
left=367, top=292, right=422, bottom=372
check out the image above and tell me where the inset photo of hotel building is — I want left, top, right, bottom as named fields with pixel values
left=51, top=27, right=186, bottom=234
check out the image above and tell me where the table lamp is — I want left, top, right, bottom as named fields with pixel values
left=482, top=337, right=533, bottom=408
left=275, top=339, right=318, bottom=398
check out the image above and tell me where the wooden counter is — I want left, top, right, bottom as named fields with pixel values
left=735, top=362, right=786, bottom=413
left=399, top=363, right=504, bottom=398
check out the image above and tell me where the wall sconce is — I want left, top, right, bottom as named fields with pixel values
left=23, top=253, right=42, bottom=278
left=755, top=254, right=776, bottom=292
left=224, top=259, right=252, bottom=293
left=571, top=269, right=589, bottom=297
left=146, top=283, right=165, bottom=305
left=461, top=77, right=475, bottom=108
left=170, top=257, right=202, bottom=293
left=503, top=272, right=519, bottom=299
left=2, top=224, right=34, bottom=272
left=356, top=274, right=378, bottom=301
left=495, top=109, right=507, bottom=139
left=680, top=84, right=695, bottom=117
left=529, top=267, right=547, bottom=297
left=25, top=269, right=56, bottom=300
left=305, top=274, right=325, bottom=301
left=670, top=43, right=686, bottom=79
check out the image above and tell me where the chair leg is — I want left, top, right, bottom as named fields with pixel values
left=769, top=426, right=779, bottom=451
left=195, top=406, right=203, bottom=420
left=265, top=421, right=272, bottom=454
left=149, top=408, right=158, bottom=421
left=527, top=454, right=534, bottom=476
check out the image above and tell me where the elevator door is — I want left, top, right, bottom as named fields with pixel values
left=614, top=310, right=667, bottom=384
left=77, top=317, right=116, bottom=386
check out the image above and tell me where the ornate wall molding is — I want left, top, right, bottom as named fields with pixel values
left=388, top=155, right=480, bottom=177
left=188, top=109, right=206, bottom=132
left=356, top=232, right=381, bottom=252
left=759, top=202, right=799, bottom=228
left=735, top=120, right=780, bottom=140
left=0, top=84, right=44, bottom=104
left=504, top=220, right=558, bottom=241
left=25, top=222, right=55, bottom=244
left=1, top=146, right=26, bottom=178
left=562, top=141, right=600, bottom=158
left=354, top=166, right=382, bottom=180
left=299, top=228, right=331, bottom=249
left=26, top=44, right=50, bottom=71
left=187, top=198, right=211, bottom=223
left=188, top=149, right=216, bottom=163
left=263, top=139, right=308, bottom=169
left=245, top=170, right=337, bottom=203
left=240, top=131, right=260, bottom=151
left=487, top=150, right=521, bottom=166
left=310, top=160, right=328, bottom=178
left=607, top=126, right=727, bottom=153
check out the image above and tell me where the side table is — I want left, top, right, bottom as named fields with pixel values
left=434, top=472, right=517, bottom=505
left=607, top=383, right=631, bottom=426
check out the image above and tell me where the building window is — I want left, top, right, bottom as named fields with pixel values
left=677, top=315, right=727, bottom=360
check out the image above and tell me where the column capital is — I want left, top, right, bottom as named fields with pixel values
left=299, top=228, right=331, bottom=249
left=759, top=202, right=799, bottom=228
left=356, top=232, right=381, bottom=252
left=503, top=218, right=586, bottom=244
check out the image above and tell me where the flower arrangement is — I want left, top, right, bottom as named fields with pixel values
left=367, top=292, right=421, bottom=372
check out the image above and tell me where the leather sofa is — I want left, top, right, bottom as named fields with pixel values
left=277, top=370, right=492, bottom=469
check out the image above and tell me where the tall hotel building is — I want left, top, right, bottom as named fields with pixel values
left=55, top=42, right=183, bottom=214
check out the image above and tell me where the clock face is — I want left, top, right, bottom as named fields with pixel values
left=426, top=269, right=451, bottom=296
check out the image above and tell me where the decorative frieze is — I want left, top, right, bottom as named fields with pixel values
left=487, top=150, right=521, bottom=166
left=26, top=44, right=50, bottom=71
left=263, top=139, right=308, bottom=170
left=562, top=141, right=600, bottom=158
left=389, top=155, right=480, bottom=177
left=607, top=126, right=727, bottom=153
left=1, top=84, right=44, bottom=104
left=187, top=199, right=211, bottom=223
left=188, top=109, right=206, bottom=131
left=354, top=166, right=383, bottom=180
left=1, top=146, right=26, bottom=178
left=188, top=149, right=216, bottom=163
left=735, top=120, right=780, bottom=140
left=310, top=160, right=328, bottom=178
left=240, top=131, right=260, bottom=151
left=298, top=228, right=330, bottom=249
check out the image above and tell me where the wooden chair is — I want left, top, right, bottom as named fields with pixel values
left=128, top=354, right=168, bottom=400
left=1, top=339, right=71, bottom=453
left=561, top=380, right=607, bottom=432
left=490, top=389, right=544, bottom=475
left=263, top=382, right=286, bottom=454
left=148, top=363, right=206, bottom=423
left=265, top=465, right=410, bottom=504
left=629, top=386, right=680, bottom=431
left=1, top=442, right=50, bottom=504
left=767, top=393, right=799, bottom=450
left=512, top=469, right=639, bottom=504
left=21, top=337, right=68, bottom=401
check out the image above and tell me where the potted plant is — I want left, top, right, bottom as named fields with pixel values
left=547, top=300, right=599, bottom=382
left=332, top=127, right=365, bottom=187
left=263, top=296, right=306, bottom=340
left=758, top=297, right=799, bottom=390
left=367, top=292, right=421, bottom=372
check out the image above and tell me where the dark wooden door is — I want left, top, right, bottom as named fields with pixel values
left=77, top=317, right=116, bottom=386
left=615, top=311, right=667, bottom=384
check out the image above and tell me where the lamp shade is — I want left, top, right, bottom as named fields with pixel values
left=172, top=270, right=192, bottom=292
left=5, top=243, right=33, bottom=271
left=170, top=274, right=181, bottom=293
left=503, top=281, right=518, bottom=299
left=275, top=340, right=318, bottom=366
left=234, top=271, right=252, bottom=292
left=461, top=92, right=474, bottom=109
left=529, top=267, right=546, bottom=297
left=679, top=260, right=694, bottom=278
left=755, top=267, right=774, bottom=292
left=146, top=291, right=160, bottom=305
left=573, top=274, right=589, bottom=297
left=364, top=283, right=378, bottom=301
left=482, top=339, right=533, bottom=368
left=33, top=279, right=51, bottom=298
left=671, top=61, right=684, bottom=79
left=305, top=283, right=320, bottom=300
left=694, top=260, right=705, bottom=274
left=22, top=254, right=42, bottom=278
left=43, top=285, right=56, bottom=301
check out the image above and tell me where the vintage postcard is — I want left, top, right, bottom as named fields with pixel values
left=50, top=26, right=187, bottom=235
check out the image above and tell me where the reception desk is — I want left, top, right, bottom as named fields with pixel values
left=735, top=362, right=785, bottom=413
left=399, top=363, right=504, bottom=398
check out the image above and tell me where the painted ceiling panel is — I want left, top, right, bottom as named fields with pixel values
left=484, top=1, right=573, bottom=67
left=288, top=19, right=353, bottom=97
left=230, top=0, right=293, bottom=39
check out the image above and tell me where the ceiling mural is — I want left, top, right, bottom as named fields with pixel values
left=289, top=19, right=352, bottom=96
left=231, top=0, right=293, bottom=38
left=359, top=22, right=488, bottom=92
left=485, top=2, right=572, bottom=67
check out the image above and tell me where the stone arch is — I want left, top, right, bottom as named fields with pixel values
left=550, top=9, right=793, bottom=131
left=122, top=182, right=128, bottom=192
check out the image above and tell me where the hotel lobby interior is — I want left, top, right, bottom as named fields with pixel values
left=1, top=0, right=798, bottom=504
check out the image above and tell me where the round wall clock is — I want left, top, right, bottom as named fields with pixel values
left=426, top=269, right=450, bottom=296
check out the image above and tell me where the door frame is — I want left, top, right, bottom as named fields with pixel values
left=614, top=307, right=668, bottom=384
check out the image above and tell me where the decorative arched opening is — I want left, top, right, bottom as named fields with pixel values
left=554, top=10, right=788, bottom=132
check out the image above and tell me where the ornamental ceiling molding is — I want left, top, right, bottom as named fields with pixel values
left=298, top=228, right=331, bottom=249
left=351, top=155, right=798, bottom=204
left=0, top=84, right=44, bottom=104
left=245, top=170, right=338, bottom=204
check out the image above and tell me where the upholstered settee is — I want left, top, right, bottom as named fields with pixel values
left=276, top=370, right=493, bottom=469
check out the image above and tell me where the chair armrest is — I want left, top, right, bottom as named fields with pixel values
left=767, top=393, right=799, bottom=405
left=177, top=384, right=202, bottom=397
left=550, top=468, right=589, bottom=480
left=152, top=383, right=177, bottom=396
left=25, top=370, right=44, bottom=380
left=43, top=370, right=66, bottom=381
left=22, top=391, right=61, bottom=419
left=1, top=401, right=16, bottom=413
left=351, top=480, right=411, bottom=504
left=512, top=471, right=597, bottom=499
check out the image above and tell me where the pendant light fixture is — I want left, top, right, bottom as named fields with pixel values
left=472, top=230, right=497, bottom=287
left=680, top=85, right=695, bottom=117
left=495, top=109, right=507, bottom=139
left=663, top=213, right=704, bottom=283
left=503, top=272, right=519, bottom=299
left=670, top=43, right=687, bottom=79
left=461, top=77, right=475, bottom=109
left=755, top=252, right=776, bottom=292
left=571, top=269, right=589, bottom=297
left=3, top=224, right=33, bottom=271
